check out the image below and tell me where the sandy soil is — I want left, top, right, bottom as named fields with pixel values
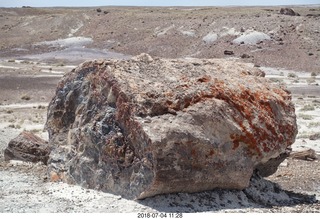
left=0, top=5, right=320, bottom=213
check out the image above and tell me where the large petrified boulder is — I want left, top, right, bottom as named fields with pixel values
left=46, top=54, right=297, bottom=199
left=4, top=131, right=50, bottom=164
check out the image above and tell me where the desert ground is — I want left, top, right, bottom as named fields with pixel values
left=0, top=5, right=320, bottom=213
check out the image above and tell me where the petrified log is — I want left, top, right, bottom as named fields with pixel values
left=4, top=131, right=49, bottom=164
left=280, top=8, right=300, bottom=16
left=46, top=54, right=297, bottom=199
left=290, top=148, right=317, bottom=161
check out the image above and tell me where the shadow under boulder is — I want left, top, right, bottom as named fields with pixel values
left=138, top=173, right=318, bottom=213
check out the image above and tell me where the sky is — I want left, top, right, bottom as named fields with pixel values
left=0, top=0, right=319, bottom=7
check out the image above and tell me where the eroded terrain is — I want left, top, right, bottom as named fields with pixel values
left=0, top=5, right=320, bottom=213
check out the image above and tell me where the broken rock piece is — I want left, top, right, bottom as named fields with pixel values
left=4, top=131, right=50, bottom=164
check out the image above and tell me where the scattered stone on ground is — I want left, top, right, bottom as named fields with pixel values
left=289, top=148, right=317, bottom=161
left=280, top=8, right=300, bottom=16
left=4, top=131, right=50, bottom=164
left=224, top=50, right=234, bottom=55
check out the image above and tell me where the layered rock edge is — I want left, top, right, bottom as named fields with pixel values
left=46, top=54, right=297, bottom=199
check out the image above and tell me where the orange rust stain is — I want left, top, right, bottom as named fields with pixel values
left=50, top=171, right=61, bottom=182
left=206, top=79, right=294, bottom=157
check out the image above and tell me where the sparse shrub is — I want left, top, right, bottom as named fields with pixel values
left=18, top=119, right=25, bottom=125
left=309, top=132, right=320, bottom=140
left=287, top=72, right=297, bottom=78
left=38, top=105, right=46, bottom=109
left=56, top=62, right=65, bottom=67
left=6, top=110, right=13, bottom=114
left=311, top=72, right=318, bottom=77
left=30, top=129, right=41, bottom=133
left=307, top=77, right=316, bottom=84
left=298, top=114, right=314, bottom=120
left=8, top=59, right=15, bottom=63
left=293, top=79, right=299, bottom=83
left=300, top=104, right=315, bottom=111
left=21, top=94, right=31, bottom=100
left=8, top=119, right=15, bottom=123
left=308, top=122, right=320, bottom=128
left=269, top=78, right=280, bottom=83
left=296, top=132, right=309, bottom=139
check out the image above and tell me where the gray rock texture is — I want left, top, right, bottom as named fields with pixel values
left=46, top=54, right=297, bottom=199
left=280, top=8, right=300, bottom=16
left=4, top=131, right=50, bottom=164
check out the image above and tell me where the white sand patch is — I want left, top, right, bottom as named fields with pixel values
left=202, top=27, right=241, bottom=44
left=154, top=24, right=175, bottom=37
left=0, top=65, right=20, bottom=69
left=0, top=103, right=48, bottom=109
left=180, top=30, right=196, bottom=37
left=202, top=32, right=218, bottom=43
left=35, top=37, right=93, bottom=48
left=178, top=26, right=196, bottom=37
left=13, top=59, right=34, bottom=64
left=63, top=65, right=78, bottom=68
left=23, top=47, right=130, bottom=63
left=68, top=22, right=84, bottom=37
left=233, top=30, right=271, bottom=45
left=33, top=74, right=64, bottom=78
left=219, top=27, right=240, bottom=37
left=40, top=69, right=65, bottom=74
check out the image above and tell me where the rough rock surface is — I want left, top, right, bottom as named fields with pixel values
left=4, top=131, right=50, bottom=164
left=280, top=8, right=300, bottom=16
left=46, top=54, right=297, bottom=199
left=255, top=148, right=291, bottom=177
